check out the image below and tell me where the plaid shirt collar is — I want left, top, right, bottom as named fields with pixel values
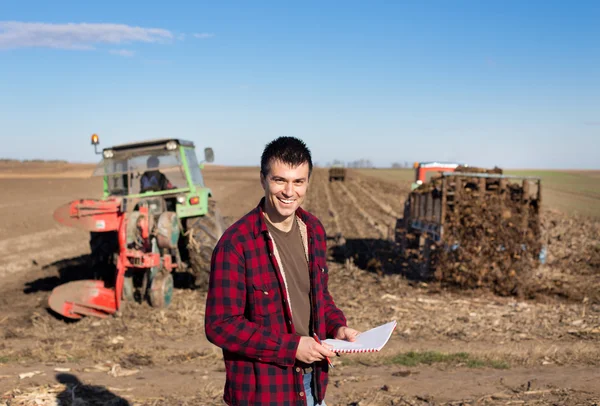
left=251, top=197, right=317, bottom=239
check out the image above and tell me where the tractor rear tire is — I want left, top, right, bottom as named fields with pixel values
left=185, top=201, right=226, bottom=289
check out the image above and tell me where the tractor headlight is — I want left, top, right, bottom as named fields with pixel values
left=166, top=141, right=177, bottom=151
left=176, top=195, right=186, bottom=204
left=103, top=149, right=114, bottom=159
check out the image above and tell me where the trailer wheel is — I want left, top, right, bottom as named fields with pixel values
left=149, top=272, right=174, bottom=308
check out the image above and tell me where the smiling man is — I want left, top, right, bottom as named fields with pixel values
left=205, top=136, right=358, bottom=406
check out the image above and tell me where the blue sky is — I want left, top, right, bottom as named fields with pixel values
left=0, top=1, right=598, bottom=169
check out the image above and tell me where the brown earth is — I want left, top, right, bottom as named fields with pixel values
left=0, top=163, right=599, bottom=405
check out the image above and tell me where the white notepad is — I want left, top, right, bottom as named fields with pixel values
left=322, top=320, right=397, bottom=353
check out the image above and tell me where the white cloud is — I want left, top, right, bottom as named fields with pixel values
left=0, top=21, right=174, bottom=50
left=109, top=49, right=135, bottom=57
left=193, top=33, right=215, bottom=39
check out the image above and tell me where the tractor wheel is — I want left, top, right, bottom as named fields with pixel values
left=149, top=272, right=174, bottom=308
left=185, top=201, right=226, bottom=289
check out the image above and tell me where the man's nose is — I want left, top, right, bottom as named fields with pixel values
left=283, top=182, right=293, bottom=196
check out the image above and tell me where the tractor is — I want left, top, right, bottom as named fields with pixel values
left=50, top=135, right=226, bottom=319
left=328, top=163, right=346, bottom=182
left=410, top=161, right=465, bottom=190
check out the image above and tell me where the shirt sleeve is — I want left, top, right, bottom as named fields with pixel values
left=204, top=239, right=301, bottom=366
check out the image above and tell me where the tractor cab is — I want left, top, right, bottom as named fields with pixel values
left=412, top=161, right=466, bottom=190
left=92, top=136, right=214, bottom=220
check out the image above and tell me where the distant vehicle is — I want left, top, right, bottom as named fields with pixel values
left=329, top=163, right=346, bottom=182
left=50, top=134, right=225, bottom=319
left=411, top=161, right=466, bottom=190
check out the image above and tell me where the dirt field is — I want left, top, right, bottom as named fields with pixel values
left=1, top=163, right=599, bottom=405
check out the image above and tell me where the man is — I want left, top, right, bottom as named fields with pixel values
left=140, top=155, right=174, bottom=192
left=205, top=137, right=358, bottom=406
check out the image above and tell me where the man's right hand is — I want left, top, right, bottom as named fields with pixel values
left=295, top=336, right=336, bottom=364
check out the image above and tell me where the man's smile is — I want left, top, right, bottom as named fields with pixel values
left=278, top=197, right=296, bottom=205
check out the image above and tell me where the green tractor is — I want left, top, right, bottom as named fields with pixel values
left=84, top=135, right=226, bottom=294
left=50, top=134, right=226, bottom=318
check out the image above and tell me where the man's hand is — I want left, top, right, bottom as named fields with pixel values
left=335, top=326, right=360, bottom=342
left=295, top=336, right=336, bottom=364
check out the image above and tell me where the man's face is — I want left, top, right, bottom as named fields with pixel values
left=260, top=159, right=310, bottom=222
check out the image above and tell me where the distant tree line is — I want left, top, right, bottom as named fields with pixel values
left=391, top=161, right=412, bottom=168
left=0, top=158, right=69, bottom=163
left=325, top=159, right=375, bottom=168
left=322, top=160, right=413, bottom=168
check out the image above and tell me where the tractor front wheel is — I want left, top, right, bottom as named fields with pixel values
left=185, top=201, right=226, bottom=289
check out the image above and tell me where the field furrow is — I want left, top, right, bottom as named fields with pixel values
left=327, top=181, right=371, bottom=239
left=335, top=181, right=389, bottom=238
left=350, top=178, right=401, bottom=218
left=344, top=179, right=397, bottom=232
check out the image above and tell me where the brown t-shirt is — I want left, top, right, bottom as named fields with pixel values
left=266, top=217, right=311, bottom=337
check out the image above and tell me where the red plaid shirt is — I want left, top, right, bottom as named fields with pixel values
left=205, top=199, right=347, bottom=406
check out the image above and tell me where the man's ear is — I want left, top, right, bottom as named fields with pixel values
left=260, top=172, right=266, bottom=189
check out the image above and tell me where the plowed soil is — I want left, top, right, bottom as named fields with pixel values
left=0, top=163, right=599, bottom=406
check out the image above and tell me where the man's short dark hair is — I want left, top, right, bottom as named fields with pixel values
left=260, top=137, right=313, bottom=177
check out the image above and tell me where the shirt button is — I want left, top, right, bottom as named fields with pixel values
left=295, top=367, right=301, bottom=373
left=288, top=320, right=292, bottom=325
left=263, top=291, right=269, bottom=295
left=299, top=392, right=305, bottom=398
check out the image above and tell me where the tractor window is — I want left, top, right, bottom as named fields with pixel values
left=108, top=174, right=128, bottom=195
left=99, top=159, right=129, bottom=195
left=130, top=152, right=187, bottom=194
left=93, top=150, right=189, bottom=195
left=184, top=148, right=205, bottom=187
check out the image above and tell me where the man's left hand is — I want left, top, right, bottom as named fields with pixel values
left=335, top=326, right=360, bottom=342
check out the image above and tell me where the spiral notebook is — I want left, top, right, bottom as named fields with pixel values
left=322, top=320, right=397, bottom=353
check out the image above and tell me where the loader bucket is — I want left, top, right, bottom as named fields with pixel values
left=48, top=280, right=118, bottom=319
left=53, top=198, right=121, bottom=232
